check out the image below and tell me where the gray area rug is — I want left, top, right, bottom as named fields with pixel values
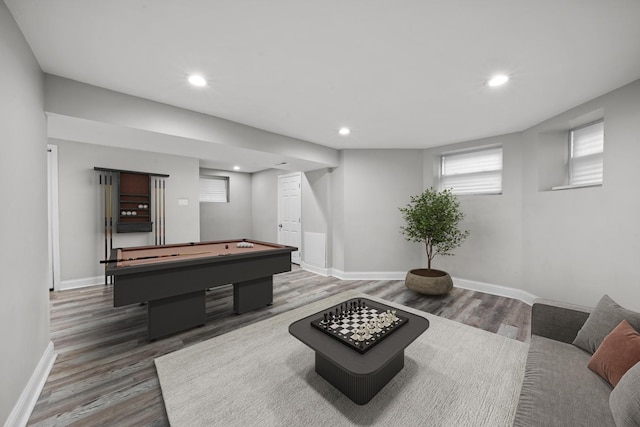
left=155, top=291, right=528, bottom=426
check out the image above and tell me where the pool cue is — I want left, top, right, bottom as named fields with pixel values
left=162, top=179, right=166, bottom=245
left=108, top=173, right=114, bottom=284
left=157, top=178, right=160, bottom=245
left=157, top=178, right=161, bottom=246
left=157, top=178, right=162, bottom=245
left=109, top=173, right=113, bottom=252
left=159, top=179, right=162, bottom=245
left=99, top=251, right=210, bottom=264
left=102, top=173, right=108, bottom=285
left=154, top=179, right=158, bottom=245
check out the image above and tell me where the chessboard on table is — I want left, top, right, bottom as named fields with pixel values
left=310, top=298, right=409, bottom=354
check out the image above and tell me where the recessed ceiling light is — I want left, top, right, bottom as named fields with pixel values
left=339, top=127, right=351, bottom=136
left=188, top=74, right=207, bottom=87
left=233, top=166, right=240, bottom=171
left=487, top=74, right=509, bottom=87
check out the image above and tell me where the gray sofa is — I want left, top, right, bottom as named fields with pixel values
left=513, top=298, right=640, bottom=427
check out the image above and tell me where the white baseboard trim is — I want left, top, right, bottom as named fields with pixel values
left=4, top=341, right=56, bottom=427
left=303, top=268, right=537, bottom=306
left=330, top=269, right=406, bottom=281
left=300, top=262, right=330, bottom=277
left=452, top=277, right=537, bottom=305
left=59, top=275, right=107, bottom=290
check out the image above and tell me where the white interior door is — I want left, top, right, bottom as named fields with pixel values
left=277, top=172, right=301, bottom=264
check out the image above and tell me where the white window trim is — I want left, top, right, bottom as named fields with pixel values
left=552, top=119, right=604, bottom=190
left=551, top=183, right=602, bottom=191
left=439, top=145, right=503, bottom=196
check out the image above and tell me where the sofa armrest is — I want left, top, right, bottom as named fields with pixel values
left=531, top=298, right=592, bottom=344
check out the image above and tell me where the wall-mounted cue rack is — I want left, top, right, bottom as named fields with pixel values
left=94, top=167, right=170, bottom=285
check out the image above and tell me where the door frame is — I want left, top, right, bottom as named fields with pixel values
left=47, top=144, right=61, bottom=290
left=277, top=172, right=302, bottom=264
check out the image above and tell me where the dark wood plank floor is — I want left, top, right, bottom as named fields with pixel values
left=28, top=267, right=531, bottom=426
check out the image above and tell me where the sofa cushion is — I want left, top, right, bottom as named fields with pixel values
left=514, top=335, right=615, bottom=427
left=588, top=320, right=640, bottom=387
left=610, top=362, right=640, bottom=427
left=573, top=295, right=640, bottom=354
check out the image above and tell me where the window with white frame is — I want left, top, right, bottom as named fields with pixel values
left=440, top=146, right=503, bottom=195
left=569, top=120, right=604, bottom=186
left=199, top=176, right=229, bottom=203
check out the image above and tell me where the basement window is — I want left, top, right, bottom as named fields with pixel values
left=569, top=120, right=604, bottom=187
left=440, top=146, right=503, bottom=195
left=199, top=176, right=229, bottom=203
left=551, top=120, right=604, bottom=191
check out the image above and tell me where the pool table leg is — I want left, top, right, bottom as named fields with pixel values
left=233, top=277, right=273, bottom=314
left=147, top=290, right=206, bottom=340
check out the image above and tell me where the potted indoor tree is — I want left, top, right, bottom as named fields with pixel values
left=399, top=187, right=469, bottom=295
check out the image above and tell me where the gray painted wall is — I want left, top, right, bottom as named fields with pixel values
left=331, top=153, right=345, bottom=271
left=0, top=3, right=50, bottom=423
left=52, top=139, right=200, bottom=283
left=521, top=80, right=640, bottom=310
left=339, top=150, right=424, bottom=272
left=302, top=169, right=331, bottom=236
left=302, top=168, right=332, bottom=266
left=420, top=79, right=640, bottom=310
left=422, top=133, right=524, bottom=288
left=200, top=169, right=252, bottom=240
left=251, top=169, right=280, bottom=243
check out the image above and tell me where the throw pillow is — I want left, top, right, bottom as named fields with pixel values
left=573, top=295, right=640, bottom=354
left=587, top=320, right=640, bottom=387
left=610, top=362, right=640, bottom=427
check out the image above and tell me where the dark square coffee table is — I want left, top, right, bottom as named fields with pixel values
left=289, top=298, right=429, bottom=405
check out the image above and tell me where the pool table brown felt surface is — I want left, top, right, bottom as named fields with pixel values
left=115, top=239, right=287, bottom=267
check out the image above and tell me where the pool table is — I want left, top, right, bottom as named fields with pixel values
left=106, top=239, right=297, bottom=340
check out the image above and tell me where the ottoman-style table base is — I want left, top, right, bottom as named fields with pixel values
left=315, top=350, right=405, bottom=405
left=289, top=298, right=429, bottom=405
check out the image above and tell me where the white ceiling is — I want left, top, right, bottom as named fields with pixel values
left=7, top=1, right=640, bottom=158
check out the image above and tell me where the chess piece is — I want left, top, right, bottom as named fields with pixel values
left=365, top=324, right=373, bottom=336
left=357, top=326, right=366, bottom=341
left=384, top=313, right=392, bottom=327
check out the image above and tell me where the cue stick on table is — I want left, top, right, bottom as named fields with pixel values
left=99, top=250, right=211, bottom=264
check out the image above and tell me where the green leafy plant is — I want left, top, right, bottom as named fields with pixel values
left=399, top=187, right=469, bottom=270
